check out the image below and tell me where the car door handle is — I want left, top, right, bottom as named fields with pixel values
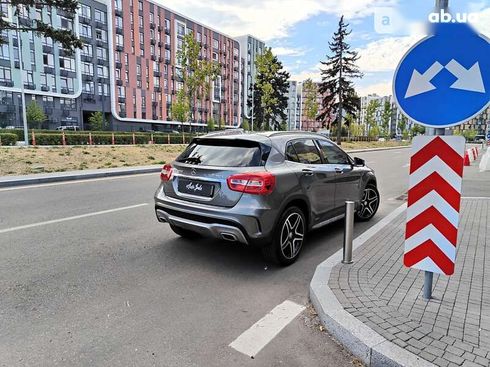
left=335, top=167, right=343, bottom=174
left=302, top=169, right=314, bottom=176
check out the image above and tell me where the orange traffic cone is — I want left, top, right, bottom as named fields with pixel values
left=464, top=152, right=471, bottom=166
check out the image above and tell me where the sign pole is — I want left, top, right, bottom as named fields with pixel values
left=422, top=0, right=448, bottom=301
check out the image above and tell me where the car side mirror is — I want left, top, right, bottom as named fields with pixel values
left=354, top=157, right=365, bottom=166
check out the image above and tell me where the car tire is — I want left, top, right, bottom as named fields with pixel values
left=261, top=206, right=306, bottom=266
left=170, top=225, right=200, bottom=239
left=355, top=184, right=380, bottom=222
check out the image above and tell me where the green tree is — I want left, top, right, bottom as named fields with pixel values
left=303, top=79, right=319, bottom=121
left=365, top=100, right=380, bottom=135
left=248, top=48, right=290, bottom=131
left=242, top=118, right=250, bottom=131
left=411, top=124, right=426, bottom=136
left=398, top=115, right=408, bottom=136
left=0, top=1, right=83, bottom=53
left=381, top=101, right=392, bottom=137
left=368, top=124, right=380, bottom=138
left=177, top=32, right=220, bottom=131
left=318, top=16, right=363, bottom=145
left=88, top=111, right=106, bottom=131
left=349, top=122, right=364, bottom=137
left=26, top=101, right=46, bottom=129
left=171, top=89, right=190, bottom=124
left=207, top=117, right=215, bottom=132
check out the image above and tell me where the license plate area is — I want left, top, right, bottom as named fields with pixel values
left=177, top=179, right=214, bottom=197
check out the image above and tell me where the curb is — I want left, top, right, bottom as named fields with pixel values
left=309, top=203, right=435, bottom=367
left=0, top=146, right=410, bottom=188
left=0, top=166, right=161, bottom=188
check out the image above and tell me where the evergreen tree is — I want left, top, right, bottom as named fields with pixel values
left=207, top=118, right=215, bottom=132
left=318, top=16, right=362, bottom=144
left=248, top=48, right=290, bottom=131
left=88, top=111, right=105, bottom=131
left=0, top=1, right=83, bottom=52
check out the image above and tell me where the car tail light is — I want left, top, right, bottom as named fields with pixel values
left=227, top=172, right=276, bottom=195
left=160, top=164, right=173, bottom=182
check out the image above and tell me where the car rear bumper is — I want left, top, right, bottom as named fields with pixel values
left=154, top=186, right=277, bottom=245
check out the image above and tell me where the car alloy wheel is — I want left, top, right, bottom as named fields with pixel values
left=280, top=212, right=305, bottom=260
left=357, top=185, right=379, bottom=221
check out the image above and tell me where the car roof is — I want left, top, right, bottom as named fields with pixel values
left=197, top=130, right=329, bottom=143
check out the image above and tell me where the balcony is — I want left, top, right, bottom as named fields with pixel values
left=97, top=58, right=108, bottom=65
left=116, top=79, right=123, bottom=86
left=152, top=101, right=158, bottom=107
left=151, top=39, right=156, bottom=45
left=154, top=71, right=161, bottom=77
left=150, top=23, right=155, bottom=29
left=165, top=58, right=170, bottom=64
left=164, top=43, right=170, bottom=50
left=154, top=86, right=161, bottom=92
left=115, top=44, right=124, bottom=52
left=158, top=41, right=164, bottom=48
left=24, top=83, right=36, bottom=90
left=82, top=74, right=93, bottom=81
left=60, top=69, right=74, bottom=77
left=151, top=55, right=156, bottom=61
left=165, top=28, right=170, bottom=35
left=0, top=80, right=14, bottom=87
left=96, top=39, right=107, bottom=47
left=116, top=26, right=124, bottom=35
left=42, top=44, right=53, bottom=53
left=115, top=61, right=122, bottom=69
left=158, top=57, right=164, bottom=63
left=95, top=21, right=106, bottom=30
left=119, top=110, right=127, bottom=117
left=115, top=9, right=123, bottom=16
left=79, top=15, right=91, bottom=24
left=158, top=25, right=163, bottom=32
left=118, top=96, right=126, bottom=103
left=81, top=54, right=92, bottom=62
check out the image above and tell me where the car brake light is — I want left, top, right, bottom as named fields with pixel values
left=227, top=172, right=276, bottom=195
left=160, top=164, right=173, bottom=181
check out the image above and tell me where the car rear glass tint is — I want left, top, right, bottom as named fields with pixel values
left=176, top=139, right=263, bottom=167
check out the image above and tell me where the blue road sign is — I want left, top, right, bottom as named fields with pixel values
left=394, top=23, right=490, bottom=128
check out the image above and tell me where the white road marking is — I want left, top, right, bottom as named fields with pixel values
left=0, top=203, right=149, bottom=235
left=229, top=300, right=305, bottom=358
left=0, top=173, right=156, bottom=192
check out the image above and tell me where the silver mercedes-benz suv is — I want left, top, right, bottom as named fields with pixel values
left=154, top=131, right=379, bottom=265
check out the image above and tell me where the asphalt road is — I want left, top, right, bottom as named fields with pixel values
left=0, top=148, right=412, bottom=367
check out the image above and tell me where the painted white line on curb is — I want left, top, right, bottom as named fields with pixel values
left=0, top=203, right=149, bottom=234
left=0, top=173, right=156, bottom=192
left=462, top=197, right=490, bottom=200
left=229, top=300, right=305, bottom=358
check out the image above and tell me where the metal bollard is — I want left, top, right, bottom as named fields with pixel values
left=342, top=201, right=355, bottom=264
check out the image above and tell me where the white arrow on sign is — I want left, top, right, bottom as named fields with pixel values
left=445, top=60, right=486, bottom=94
left=405, top=62, right=444, bottom=98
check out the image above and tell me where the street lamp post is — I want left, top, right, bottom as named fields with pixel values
left=16, top=16, right=29, bottom=146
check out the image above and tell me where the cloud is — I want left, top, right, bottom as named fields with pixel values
left=272, top=47, right=307, bottom=56
left=289, top=63, right=323, bottom=82
left=154, top=0, right=399, bottom=41
left=471, top=7, right=490, bottom=37
left=356, top=80, right=393, bottom=96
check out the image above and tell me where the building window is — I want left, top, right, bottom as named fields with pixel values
left=96, top=47, right=107, bottom=61
left=81, top=44, right=93, bottom=57
left=60, top=77, right=74, bottom=92
left=97, top=65, right=109, bottom=78
left=0, top=66, right=11, bottom=82
left=0, top=44, right=9, bottom=60
left=60, top=17, right=73, bottom=31
left=79, top=24, right=92, bottom=38
left=94, top=9, right=106, bottom=24
left=177, top=22, right=185, bottom=36
left=95, top=29, right=107, bottom=42
left=83, top=81, right=94, bottom=94
left=213, top=39, right=219, bottom=49
left=118, top=86, right=126, bottom=97
left=116, top=34, right=124, bottom=47
left=80, top=4, right=91, bottom=18
left=115, top=0, right=123, bottom=11
left=82, top=62, right=93, bottom=75
left=115, top=16, right=123, bottom=28
left=138, top=1, right=143, bottom=11
left=60, top=98, right=76, bottom=110
left=59, top=57, right=75, bottom=71
left=98, top=83, right=109, bottom=96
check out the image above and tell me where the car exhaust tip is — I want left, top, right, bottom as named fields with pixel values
left=221, top=233, right=238, bottom=242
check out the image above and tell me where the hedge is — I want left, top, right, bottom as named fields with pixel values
left=0, top=133, right=17, bottom=146
left=27, top=132, right=194, bottom=145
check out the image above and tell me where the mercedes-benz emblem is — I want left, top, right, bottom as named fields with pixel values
left=191, top=168, right=197, bottom=176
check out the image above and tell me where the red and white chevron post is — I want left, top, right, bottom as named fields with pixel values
left=404, top=136, right=466, bottom=276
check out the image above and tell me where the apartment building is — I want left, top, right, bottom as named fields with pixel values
left=0, top=0, right=245, bottom=131
left=456, top=107, right=490, bottom=135
left=236, top=35, right=265, bottom=124
left=359, top=94, right=410, bottom=136
left=0, top=0, right=110, bottom=129
left=112, top=0, right=242, bottom=131
left=285, top=81, right=301, bottom=130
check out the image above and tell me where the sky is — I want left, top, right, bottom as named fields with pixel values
left=155, top=0, right=490, bottom=97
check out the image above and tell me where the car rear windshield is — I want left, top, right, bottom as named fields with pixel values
left=176, top=139, right=264, bottom=167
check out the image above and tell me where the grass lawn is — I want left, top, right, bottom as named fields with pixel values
left=0, top=141, right=409, bottom=176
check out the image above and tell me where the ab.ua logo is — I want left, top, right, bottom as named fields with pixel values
left=428, top=10, right=480, bottom=24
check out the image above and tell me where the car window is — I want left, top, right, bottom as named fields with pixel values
left=317, top=140, right=350, bottom=165
left=285, top=142, right=300, bottom=163
left=289, top=139, right=322, bottom=165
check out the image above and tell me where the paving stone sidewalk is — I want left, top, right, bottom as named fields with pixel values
left=328, top=197, right=490, bottom=367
